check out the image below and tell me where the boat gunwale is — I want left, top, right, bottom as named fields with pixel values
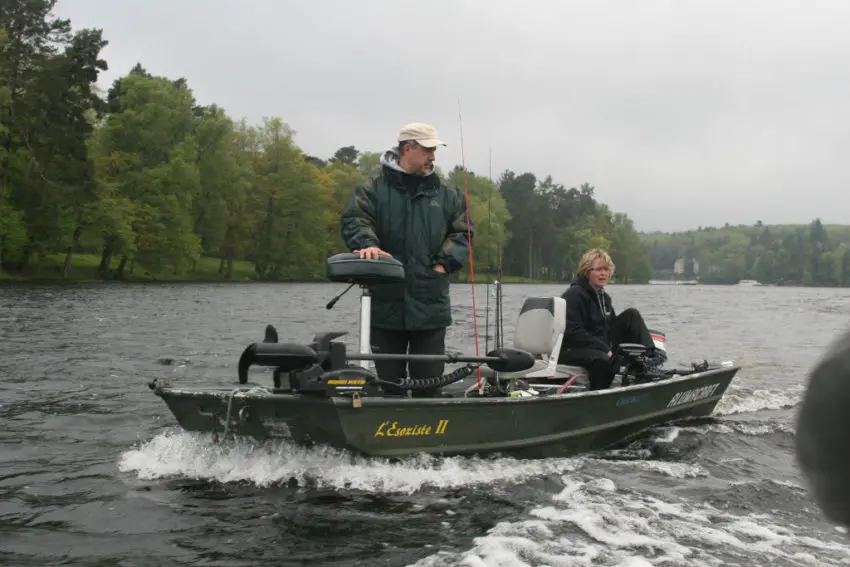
left=151, top=365, right=740, bottom=407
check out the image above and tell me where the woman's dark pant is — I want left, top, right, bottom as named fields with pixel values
left=558, top=308, right=654, bottom=390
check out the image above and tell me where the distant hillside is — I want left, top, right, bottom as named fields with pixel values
left=639, top=219, right=850, bottom=286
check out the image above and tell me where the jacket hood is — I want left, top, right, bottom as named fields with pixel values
left=573, top=273, right=609, bottom=297
left=380, top=146, right=436, bottom=177
left=573, top=274, right=596, bottom=291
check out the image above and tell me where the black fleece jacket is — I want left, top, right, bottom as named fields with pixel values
left=560, top=274, right=615, bottom=353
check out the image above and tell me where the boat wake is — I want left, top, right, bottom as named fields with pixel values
left=712, top=383, right=804, bottom=416
left=117, top=429, right=586, bottom=494
left=117, top=427, right=730, bottom=492
left=413, top=474, right=850, bottom=567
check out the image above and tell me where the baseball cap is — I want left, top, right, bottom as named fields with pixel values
left=398, top=123, right=446, bottom=148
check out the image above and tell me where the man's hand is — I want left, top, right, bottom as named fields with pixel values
left=608, top=350, right=613, bottom=358
left=353, top=247, right=391, bottom=260
left=432, top=264, right=446, bottom=273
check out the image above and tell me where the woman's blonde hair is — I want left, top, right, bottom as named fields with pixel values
left=577, top=248, right=615, bottom=278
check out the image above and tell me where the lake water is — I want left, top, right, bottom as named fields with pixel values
left=2, top=281, right=850, bottom=566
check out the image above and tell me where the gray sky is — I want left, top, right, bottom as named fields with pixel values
left=57, top=0, right=850, bottom=232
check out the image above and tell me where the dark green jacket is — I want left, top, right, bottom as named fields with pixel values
left=340, top=152, right=473, bottom=331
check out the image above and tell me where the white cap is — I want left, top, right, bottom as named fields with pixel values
left=398, top=122, right=446, bottom=147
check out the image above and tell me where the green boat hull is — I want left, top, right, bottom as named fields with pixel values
left=150, top=365, right=739, bottom=459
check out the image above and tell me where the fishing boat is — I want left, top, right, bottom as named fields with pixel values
left=147, top=253, right=741, bottom=459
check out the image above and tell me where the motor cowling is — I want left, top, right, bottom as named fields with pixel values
left=649, top=328, right=668, bottom=362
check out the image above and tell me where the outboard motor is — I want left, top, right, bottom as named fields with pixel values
left=617, top=329, right=669, bottom=385
left=648, top=328, right=668, bottom=364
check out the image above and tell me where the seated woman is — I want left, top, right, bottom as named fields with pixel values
left=557, top=248, right=662, bottom=390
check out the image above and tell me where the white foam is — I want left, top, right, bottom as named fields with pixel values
left=601, top=459, right=709, bottom=479
left=713, top=384, right=804, bottom=416
left=679, top=420, right=795, bottom=437
left=415, top=474, right=850, bottom=567
left=118, top=430, right=584, bottom=494
left=654, top=426, right=681, bottom=444
left=727, top=478, right=807, bottom=492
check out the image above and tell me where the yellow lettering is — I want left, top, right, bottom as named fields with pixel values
left=372, top=419, right=450, bottom=438
left=374, top=421, right=389, bottom=437
left=386, top=421, right=398, bottom=436
left=435, top=419, right=449, bottom=435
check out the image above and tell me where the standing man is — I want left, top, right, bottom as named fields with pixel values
left=340, top=122, right=474, bottom=390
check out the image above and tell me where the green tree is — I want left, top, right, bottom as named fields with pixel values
left=331, top=145, right=359, bottom=166
left=0, top=27, right=27, bottom=273
left=88, top=72, right=199, bottom=277
left=246, top=118, right=336, bottom=280
left=0, top=1, right=107, bottom=273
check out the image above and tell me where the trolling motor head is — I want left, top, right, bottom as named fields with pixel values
left=325, top=252, right=405, bottom=287
left=324, top=252, right=407, bottom=368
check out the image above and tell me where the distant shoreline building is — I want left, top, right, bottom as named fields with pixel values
left=673, top=257, right=699, bottom=277
left=652, top=257, right=700, bottom=283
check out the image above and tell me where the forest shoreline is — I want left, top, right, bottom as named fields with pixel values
left=0, top=253, right=555, bottom=285
left=0, top=254, right=813, bottom=286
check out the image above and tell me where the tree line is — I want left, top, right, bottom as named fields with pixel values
left=2, top=2, right=846, bottom=287
left=644, top=220, right=850, bottom=286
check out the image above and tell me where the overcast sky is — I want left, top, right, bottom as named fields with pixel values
left=56, top=0, right=850, bottom=233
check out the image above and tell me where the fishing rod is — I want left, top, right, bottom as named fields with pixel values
left=484, top=148, right=502, bottom=351
left=457, top=97, right=483, bottom=395
left=485, top=147, right=492, bottom=355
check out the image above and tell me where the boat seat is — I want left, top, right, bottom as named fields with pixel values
left=482, top=296, right=589, bottom=381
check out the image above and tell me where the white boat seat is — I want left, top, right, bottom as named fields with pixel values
left=488, top=296, right=591, bottom=380
left=479, top=359, right=588, bottom=380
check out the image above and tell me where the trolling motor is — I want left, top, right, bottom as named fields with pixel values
left=237, top=329, right=381, bottom=396
left=235, top=253, right=535, bottom=397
